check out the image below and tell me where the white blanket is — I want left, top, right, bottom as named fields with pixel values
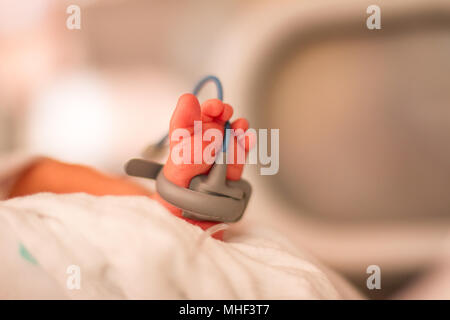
left=0, top=155, right=361, bottom=299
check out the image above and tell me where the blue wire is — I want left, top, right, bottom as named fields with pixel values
left=156, top=75, right=230, bottom=152
left=222, top=121, right=231, bottom=152
left=192, top=75, right=223, bottom=101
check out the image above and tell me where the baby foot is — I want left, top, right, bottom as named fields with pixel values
left=153, top=93, right=252, bottom=235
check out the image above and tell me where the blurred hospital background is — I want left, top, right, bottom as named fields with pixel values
left=1, top=0, right=450, bottom=298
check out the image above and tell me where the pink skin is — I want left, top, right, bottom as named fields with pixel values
left=152, top=94, right=252, bottom=239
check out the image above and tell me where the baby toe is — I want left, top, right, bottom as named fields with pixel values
left=231, top=118, right=254, bottom=151
left=201, top=99, right=224, bottom=121
left=218, top=104, right=234, bottom=122
left=170, top=94, right=201, bottom=132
